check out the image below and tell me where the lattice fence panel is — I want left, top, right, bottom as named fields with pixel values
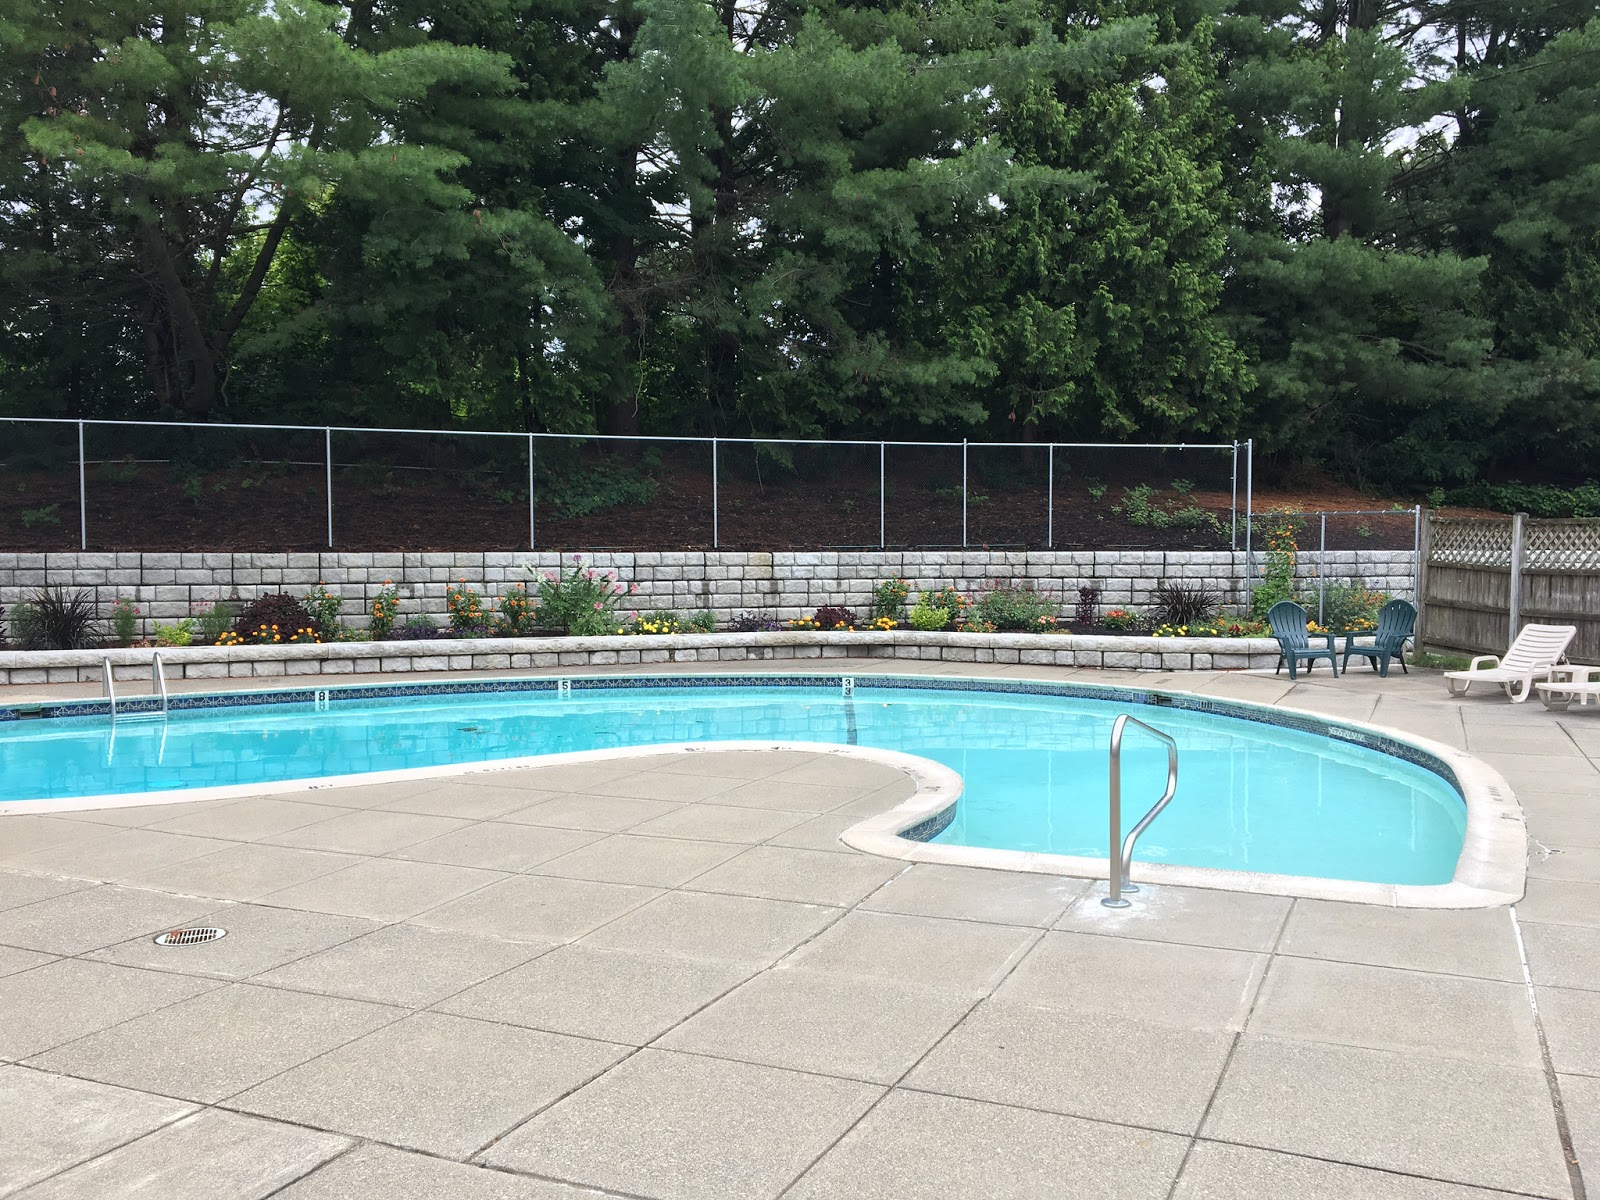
left=1524, top=519, right=1600, bottom=571
left=1429, top=518, right=1512, bottom=567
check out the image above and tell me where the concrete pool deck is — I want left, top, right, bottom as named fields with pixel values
left=0, top=660, right=1595, bottom=1198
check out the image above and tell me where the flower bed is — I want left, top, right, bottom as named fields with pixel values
left=0, top=629, right=1287, bottom=688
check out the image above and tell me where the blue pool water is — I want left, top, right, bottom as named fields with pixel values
left=0, top=681, right=1466, bottom=885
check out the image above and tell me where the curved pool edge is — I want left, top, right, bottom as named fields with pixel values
left=0, top=670, right=1526, bottom=909
left=840, top=689, right=1526, bottom=910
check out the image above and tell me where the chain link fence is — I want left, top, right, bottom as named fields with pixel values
left=0, top=418, right=1253, bottom=553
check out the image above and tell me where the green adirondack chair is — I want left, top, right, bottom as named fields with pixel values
left=1269, top=600, right=1338, bottom=680
left=1341, top=598, right=1416, bottom=678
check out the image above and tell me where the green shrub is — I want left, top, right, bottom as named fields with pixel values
left=154, top=619, right=195, bottom=647
left=532, top=558, right=633, bottom=633
left=1114, top=485, right=1224, bottom=536
left=870, top=578, right=910, bottom=622
left=14, top=588, right=101, bottom=649
left=1439, top=481, right=1600, bottom=518
left=973, top=579, right=1058, bottom=631
left=688, top=610, right=716, bottom=633
left=1151, top=581, right=1219, bottom=627
left=111, top=598, right=140, bottom=646
left=195, top=600, right=238, bottom=645
left=908, top=601, right=951, bottom=631
left=540, top=463, right=659, bottom=519
left=303, top=583, right=342, bottom=632
left=8, top=601, right=43, bottom=649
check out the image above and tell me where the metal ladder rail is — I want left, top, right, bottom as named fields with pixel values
left=1102, top=713, right=1179, bottom=909
left=102, top=654, right=170, bottom=722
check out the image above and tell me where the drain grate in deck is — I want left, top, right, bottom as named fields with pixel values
left=153, top=927, right=227, bottom=947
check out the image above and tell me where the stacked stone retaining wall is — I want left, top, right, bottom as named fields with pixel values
left=0, top=549, right=1415, bottom=638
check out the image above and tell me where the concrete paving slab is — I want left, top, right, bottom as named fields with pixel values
left=1201, top=1034, right=1571, bottom=1196
left=0, top=944, right=54, bottom=977
left=4, top=828, right=234, bottom=883
left=500, top=793, right=684, bottom=832
left=233, top=1011, right=627, bottom=1158
left=1517, top=879, right=1600, bottom=929
left=785, top=1088, right=1188, bottom=1200
left=147, top=796, right=352, bottom=841
left=766, top=755, right=913, bottom=790
left=0, top=869, right=90, bottom=911
left=30, top=982, right=399, bottom=1103
left=826, top=778, right=920, bottom=817
left=685, top=844, right=904, bottom=906
left=653, top=749, right=821, bottom=778
left=576, top=770, right=745, bottom=803
left=1278, top=899, right=1523, bottom=981
left=275, top=777, right=442, bottom=809
left=0, top=1066, right=195, bottom=1199
left=89, top=903, right=379, bottom=980
left=377, top=781, right=556, bottom=820
left=532, top=833, right=744, bottom=887
left=124, top=842, right=363, bottom=901
left=482, top=1048, right=881, bottom=1200
left=436, top=944, right=752, bottom=1044
left=905, top=998, right=1235, bottom=1134
left=658, top=968, right=974, bottom=1083
left=0, top=814, right=114, bottom=858
left=275, top=1144, right=613, bottom=1199
left=258, top=858, right=506, bottom=923
left=1534, top=986, right=1600, bottom=1077
left=1170, top=1141, right=1543, bottom=1199
left=1054, top=883, right=1290, bottom=951
left=581, top=890, right=840, bottom=966
left=252, top=921, right=546, bottom=1006
left=704, top=779, right=868, bottom=813
left=996, top=931, right=1267, bottom=1031
left=860, top=863, right=1083, bottom=927
left=389, top=821, right=601, bottom=872
left=17, top=1108, right=349, bottom=1200
left=1530, top=845, right=1600, bottom=883
left=626, top=802, right=812, bottom=843
left=0, top=959, right=218, bottom=1061
left=477, top=762, right=637, bottom=792
left=53, top=800, right=230, bottom=828
left=1248, top=957, right=1541, bottom=1068
left=0, top=885, right=220, bottom=955
left=783, top=910, right=1037, bottom=995
left=764, top=813, right=869, bottom=855
left=413, top=874, right=660, bottom=943
left=262, top=809, right=471, bottom=855
left=1521, top=921, right=1600, bottom=991
left=1560, top=1072, right=1600, bottom=1184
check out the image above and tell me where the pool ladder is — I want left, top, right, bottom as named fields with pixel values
left=1102, top=714, right=1179, bottom=908
left=102, top=653, right=169, bottom=722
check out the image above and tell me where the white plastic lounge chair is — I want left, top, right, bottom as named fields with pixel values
left=1535, top=665, right=1600, bottom=711
left=1444, top=624, right=1577, bottom=703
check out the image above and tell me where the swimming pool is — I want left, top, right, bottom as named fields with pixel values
left=0, top=674, right=1484, bottom=891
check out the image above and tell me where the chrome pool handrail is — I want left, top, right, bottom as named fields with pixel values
left=1102, top=713, right=1179, bottom=908
left=102, top=653, right=170, bottom=721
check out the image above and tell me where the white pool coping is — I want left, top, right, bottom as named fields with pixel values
left=0, top=673, right=1525, bottom=909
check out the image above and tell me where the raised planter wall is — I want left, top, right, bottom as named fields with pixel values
left=0, top=548, right=1416, bottom=638
left=0, top=630, right=1286, bottom=688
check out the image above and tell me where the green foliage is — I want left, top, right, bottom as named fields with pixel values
left=154, top=619, right=195, bottom=647
left=688, top=610, right=716, bottom=634
left=1440, top=481, right=1600, bottom=518
left=1114, top=486, right=1224, bottom=536
left=1251, top=514, right=1303, bottom=619
left=908, top=601, right=952, bottom=631
left=1151, top=582, right=1219, bottom=627
left=539, top=463, right=660, bottom=520
left=20, top=504, right=59, bottom=528
left=1318, top=583, right=1387, bottom=635
left=369, top=583, right=400, bottom=639
left=973, top=579, right=1059, bottom=631
left=7, top=601, right=43, bottom=650
left=1100, top=607, right=1143, bottom=632
left=195, top=601, right=238, bottom=645
left=497, top=583, right=537, bottom=636
left=110, top=598, right=139, bottom=645
left=870, top=579, right=911, bottom=623
left=532, top=559, right=630, bottom=634
left=303, top=584, right=343, bottom=633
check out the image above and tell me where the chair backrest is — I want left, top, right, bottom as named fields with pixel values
left=1267, top=601, right=1310, bottom=649
left=1503, top=623, right=1577, bottom=670
left=1374, top=599, right=1417, bottom=648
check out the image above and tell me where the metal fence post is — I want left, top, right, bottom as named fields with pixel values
left=1318, top=513, right=1327, bottom=624
left=1230, top=442, right=1238, bottom=551
left=528, top=434, right=536, bottom=551
left=1412, top=504, right=1421, bottom=605
left=77, top=420, right=87, bottom=550
left=1047, top=444, right=1054, bottom=550
left=878, top=442, right=886, bottom=550
left=1509, top=510, right=1527, bottom=643
left=1243, top=439, right=1255, bottom=614
left=711, top=438, right=719, bottom=550
left=324, top=427, right=334, bottom=548
left=961, top=439, right=968, bottom=549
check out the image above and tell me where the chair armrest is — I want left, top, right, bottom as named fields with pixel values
left=1467, top=655, right=1501, bottom=671
left=1317, top=634, right=1336, bottom=650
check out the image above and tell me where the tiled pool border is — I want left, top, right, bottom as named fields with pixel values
left=0, top=672, right=1524, bottom=908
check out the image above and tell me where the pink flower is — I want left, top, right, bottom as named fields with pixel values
left=584, top=570, right=595, bottom=580
left=629, top=583, right=639, bottom=593
left=544, top=572, right=557, bottom=582
left=571, top=554, right=583, bottom=564
left=593, top=601, right=603, bottom=611
left=608, top=571, right=617, bottom=580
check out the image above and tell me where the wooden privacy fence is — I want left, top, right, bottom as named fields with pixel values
left=1420, top=514, right=1600, bottom=661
